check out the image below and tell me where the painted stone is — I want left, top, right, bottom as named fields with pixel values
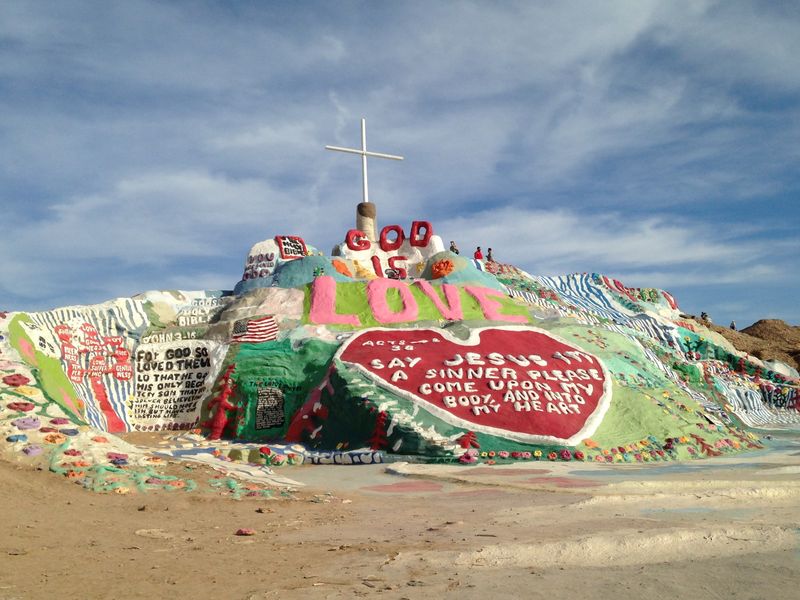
left=336, top=326, right=612, bottom=445
left=2, top=374, right=30, bottom=387
left=6, top=434, right=28, bottom=443
left=12, top=417, right=40, bottom=430
left=22, top=445, right=43, bottom=456
left=43, top=433, right=67, bottom=444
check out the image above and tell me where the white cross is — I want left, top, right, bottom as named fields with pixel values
left=325, top=118, right=403, bottom=203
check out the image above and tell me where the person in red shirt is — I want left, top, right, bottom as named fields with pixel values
left=474, top=246, right=483, bottom=260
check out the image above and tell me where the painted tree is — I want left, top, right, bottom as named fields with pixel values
left=368, top=411, right=389, bottom=450
left=457, top=431, right=480, bottom=449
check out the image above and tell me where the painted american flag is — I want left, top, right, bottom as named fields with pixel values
left=231, top=315, right=279, bottom=343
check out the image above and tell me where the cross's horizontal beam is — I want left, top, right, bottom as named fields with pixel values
left=324, top=145, right=404, bottom=161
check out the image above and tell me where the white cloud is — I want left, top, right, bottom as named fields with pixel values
left=0, top=168, right=352, bottom=306
left=0, top=0, right=798, bottom=328
left=442, top=206, right=781, bottom=280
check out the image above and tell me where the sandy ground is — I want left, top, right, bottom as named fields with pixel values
left=1, top=437, right=799, bottom=600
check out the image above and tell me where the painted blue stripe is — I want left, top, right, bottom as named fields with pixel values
left=533, top=274, right=629, bottom=323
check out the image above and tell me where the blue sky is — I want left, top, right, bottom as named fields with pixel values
left=1, top=0, right=798, bottom=327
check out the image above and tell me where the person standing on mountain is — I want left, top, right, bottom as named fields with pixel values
left=474, top=246, right=483, bottom=260
left=449, top=240, right=460, bottom=255
left=487, top=248, right=494, bottom=262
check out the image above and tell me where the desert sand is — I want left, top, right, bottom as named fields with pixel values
left=1, top=433, right=798, bottom=600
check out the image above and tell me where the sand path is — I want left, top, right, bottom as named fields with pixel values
left=1, top=437, right=798, bottom=599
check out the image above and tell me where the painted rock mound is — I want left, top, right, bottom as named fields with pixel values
left=1, top=223, right=796, bottom=466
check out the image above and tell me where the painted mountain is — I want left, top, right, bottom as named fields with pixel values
left=2, top=220, right=796, bottom=466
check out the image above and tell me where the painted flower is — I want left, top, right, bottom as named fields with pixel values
left=2, top=374, right=30, bottom=387
left=623, top=453, right=632, bottom=462
left=521, top=452, right=532, bottom=459
left=511, top=451, right=522, bottom=459
left=487, top=451, right=496, bottom=458
left=533, top=450, right=542, bottom=458
left=485, top=459, right=496, bottom=465
left=574, top=451, right=585, bottom=461
left=259, top=446, right=272, bottom=455
left=560, top=449, right=572, bottom=461
left=634, top=453, right=643, bottom=462
left=271, top=454, right=288, bottom=466
left=459, top=448, right=479, bottom=464
left=331, top=260, right=353, bottom=278
left=594, top=455, right=605, bottom=462
left=430, top=259, right=455, bottom=279
left=480, top=451, right=488, bottom=458
left=498, top=451, right=510, bottom=459
left=687, top=447, right=696, bottom=455
left=547, top=451, right=557, bottom=461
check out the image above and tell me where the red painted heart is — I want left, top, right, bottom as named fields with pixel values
left=336, top=326, right=612, bottom=445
